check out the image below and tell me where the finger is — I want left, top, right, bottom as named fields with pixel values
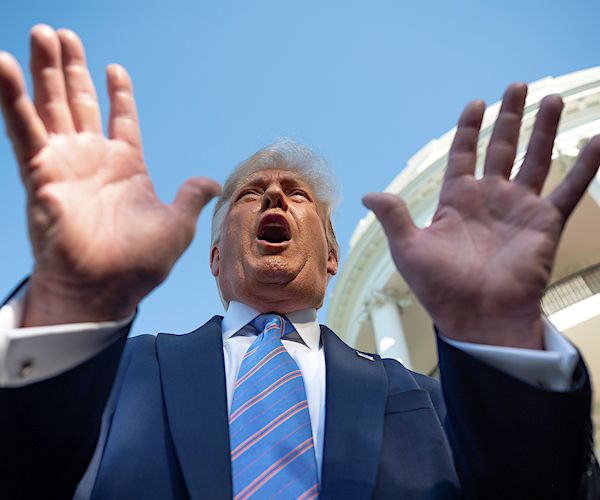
left=362, top=192, right=418, bottom=245
left=57, top=29, right=102, bottom=133
left=514, top=95, right=563, bottom=193
left=30, top=24, right=75, bottom=133
left=0, top=52, right=47, bottom=164
left=443, top=99, right=485, bottom=182
left=107, top=64, right=142, bottom=149
left=548, top=135, right=600, bottom=219
left=483, top=83, right=527, bottom=178
left=173, top=177, right=222, bottom=221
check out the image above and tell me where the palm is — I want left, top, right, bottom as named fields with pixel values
left=29, top=135, right=190, bottom=283
left=401, top=177, right=560, bottom=320
left=0, top=26, right=220, bottom=323
left=365, top=86, right=600, bottom=346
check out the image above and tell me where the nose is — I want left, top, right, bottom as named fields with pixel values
left=261, top=184, right=288, bottom=211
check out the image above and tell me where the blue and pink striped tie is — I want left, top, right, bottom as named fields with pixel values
left=229, top=314, right=319, bottom=499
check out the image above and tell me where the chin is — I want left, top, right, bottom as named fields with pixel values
left=253, top=256, right=299, bottom=283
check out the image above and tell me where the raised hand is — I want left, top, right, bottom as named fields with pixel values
left=364, top=83, right=600, bottom=348
left=0, top=26, right=221, bottom=326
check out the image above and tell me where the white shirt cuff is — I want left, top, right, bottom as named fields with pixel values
left=443, top=318, right=579, bottom=392
left=0, top=285, right=131, bottom=387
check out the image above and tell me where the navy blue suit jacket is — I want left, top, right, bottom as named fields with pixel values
left=0, top=312, right=597, bottom=499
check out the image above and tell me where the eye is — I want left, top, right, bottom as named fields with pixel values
left=289, top=189, right=310, bottom=201
left=236, top=188, right=261, bottom=201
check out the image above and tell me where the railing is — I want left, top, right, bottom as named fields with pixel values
left=542, top=264, right=600, bottom=315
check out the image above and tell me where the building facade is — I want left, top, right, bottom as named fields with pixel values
left=327, top=67, right=600, bottom=452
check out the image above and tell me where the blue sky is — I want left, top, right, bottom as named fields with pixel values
left=1, top=0, right=599, bottom=336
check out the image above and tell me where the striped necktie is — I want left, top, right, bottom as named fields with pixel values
left=229, top=314, right=319, bottom=499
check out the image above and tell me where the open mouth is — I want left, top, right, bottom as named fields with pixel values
left=257, top=214, right=291, bottom=244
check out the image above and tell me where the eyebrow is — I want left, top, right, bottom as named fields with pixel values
left=242, top=173, right=308, bottom=188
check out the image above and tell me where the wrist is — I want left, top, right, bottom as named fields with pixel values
left=437, top=310, right=545, bottom=350
left=22, top=272, right=138, bottom=327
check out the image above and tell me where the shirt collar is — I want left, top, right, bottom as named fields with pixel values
left=221, top=301, right=321, bottom=351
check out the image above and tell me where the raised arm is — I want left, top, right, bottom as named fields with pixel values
left=364, top=84, right=600, bottom=497
left=0, top=25, right=220, bottom=327
left=0, top=25, right=221, bottom=498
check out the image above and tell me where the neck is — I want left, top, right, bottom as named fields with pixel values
left=225, top=287, right=323, bottom=314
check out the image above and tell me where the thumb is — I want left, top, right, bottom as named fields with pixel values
left=173, top=176, right=222, bottom=221
left=362, top=192, right=417, bottom=243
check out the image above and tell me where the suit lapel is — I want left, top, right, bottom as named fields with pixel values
left=156, top=316, right=232, bottom=500
left=320, top=326, right=388, bottom=500
left=155, top=319, right=391, bottom=499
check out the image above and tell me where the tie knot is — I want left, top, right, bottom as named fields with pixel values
left=250, top=314, right=295, bottom=338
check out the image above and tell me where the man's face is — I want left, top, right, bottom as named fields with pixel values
left=210, top=168, right=338, bottom=312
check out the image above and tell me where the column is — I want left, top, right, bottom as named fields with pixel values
left=366, top=289, right=412, bottom=369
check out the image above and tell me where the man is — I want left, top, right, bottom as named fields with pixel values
left=0, top=25, right=598, bottom=499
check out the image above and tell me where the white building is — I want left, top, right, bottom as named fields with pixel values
left=327, top=67, right=600, bottom=453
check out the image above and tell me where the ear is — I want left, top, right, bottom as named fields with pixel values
left=210, top=245, right=220, bottom=277
left=327, top=247, right=339, bottom=276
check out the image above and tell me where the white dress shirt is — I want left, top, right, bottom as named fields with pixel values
left=0, top=284, right=580, bottom=451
